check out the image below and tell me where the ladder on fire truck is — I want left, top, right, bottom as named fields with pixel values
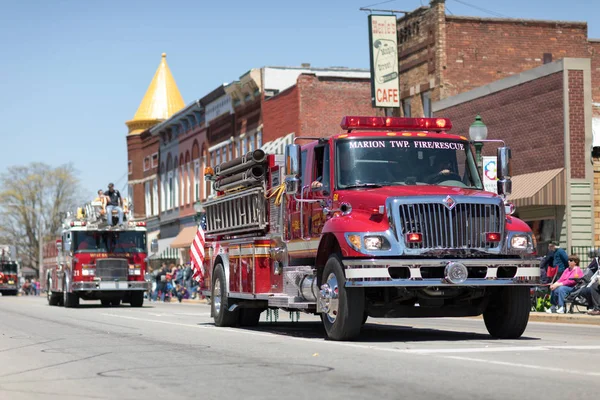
left=72, top=197, right=132, bottom=228
left=203, top=148, right=284, bottom=238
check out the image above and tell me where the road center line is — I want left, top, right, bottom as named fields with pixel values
left=101, top=313, right=600, bottom=356
left=442, top=355, right=600, bottom=377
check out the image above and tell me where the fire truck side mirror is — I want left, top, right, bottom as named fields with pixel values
left=497, top=146, right=512, bottom=197
left=284, top=144, right=301, bottom=195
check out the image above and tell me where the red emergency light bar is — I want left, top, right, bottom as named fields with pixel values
left=340, top=116, right=452, bottom=132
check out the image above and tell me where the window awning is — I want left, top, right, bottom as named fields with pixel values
left=508, top=168, right=565, bottom=208
left=170, top=226, right=198, bottom=249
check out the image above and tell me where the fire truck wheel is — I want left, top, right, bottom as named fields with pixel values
left=130, top=292, right=144, bottom=307
left=321, top=255, right=365, bottom=341
left=483, top=286, right=530, bottom=339
left=239, top=308, right=262, bottom=327
left=110, top=298, right=121, bottom=307
left=212, top=264, right=238, bottom=327
left=101, top=299, right=111, bottom=307
left=63, top=290, right=79, bottom=308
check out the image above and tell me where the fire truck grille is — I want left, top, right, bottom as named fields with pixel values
left=398, top=201, right=503, bottom=250
left=95, top=259, right=128, bottom=281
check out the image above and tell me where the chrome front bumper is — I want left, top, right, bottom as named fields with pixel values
left=72, top=281, right=151, bottom=291
left=0, top=284, right=17, bottom=290
left=343, top=258, right=540, bottom=287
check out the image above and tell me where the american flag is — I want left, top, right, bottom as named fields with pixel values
left=189, top=224, right=206, bottom=283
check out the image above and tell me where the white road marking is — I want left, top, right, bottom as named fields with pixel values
left=101, top=313, right=600, bottom=357
left=443, top=355, right=600, bottom=377
left=403, top=345, right=600, bottom=354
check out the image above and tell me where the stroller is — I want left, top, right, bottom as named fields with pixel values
left=565, top=251, right=599, bottom=313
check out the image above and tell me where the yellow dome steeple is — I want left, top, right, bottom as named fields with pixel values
left=126, top=53, right=186, bottom=135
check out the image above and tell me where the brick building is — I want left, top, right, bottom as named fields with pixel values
left=396, top=0, right=600, bottom=120
left=433, top=58, right=594, bottom=256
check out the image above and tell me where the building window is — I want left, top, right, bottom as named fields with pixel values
left=242, top=137, right=247, bottom=154
left=229, top=143, right=234, bottom=161
left=152, top=153, right=159, bottom=168
left=145, top=182, right=151, bottom=217
left=235, top=139, right=241, bottom=157
left=194, top=160, right=200, bottom=202
left=421, top=91, right=431, bottom=117
left=257, top=131, right=262, bottom=148
left=186, top=163, right=191, bottom=205
left=168, top=172, right=173, bottom=210
left=160, top=174, right=166, bottom=212
left=152, top=178, right=158, bottom=216
left=143, top=157, right=150, bottom=172
left=402, top=99, right=411, bottom=117
left=128, top=160, right=132, bottom=175
left=248, top=135, right=255, bottom=152
left=174, top=168, right=179, bottom=208
left=128, top=184, right=133, bottom=211
left=181, top=165, right=186, bottom=206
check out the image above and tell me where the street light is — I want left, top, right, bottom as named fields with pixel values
left=469, top=114, right=488, bottom=173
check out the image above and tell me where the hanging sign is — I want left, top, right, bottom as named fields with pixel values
left=368, top=15, right=400, bottom=108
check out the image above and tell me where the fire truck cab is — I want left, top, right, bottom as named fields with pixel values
left=0, top=245, right=19, bottom=296
left=200, top=116, right=540, bottom=341
left=46, top=201, right=151, bottom=308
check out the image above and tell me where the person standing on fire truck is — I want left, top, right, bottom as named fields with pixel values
left=105, top=183, right=124, bottom=227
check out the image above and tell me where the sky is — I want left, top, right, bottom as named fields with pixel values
left=0, top=0, right=598, bottom=199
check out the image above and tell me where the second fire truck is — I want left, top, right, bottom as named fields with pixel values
left=0, top=245, right=19, bottom=296
left=46, top=200, right=151, bottom=307
left=200, top=116, right=540, bottom=341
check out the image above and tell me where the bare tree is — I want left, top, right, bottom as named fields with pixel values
left=0, top=162, right=83, bottom=275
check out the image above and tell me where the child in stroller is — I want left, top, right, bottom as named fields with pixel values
left=564, top=250, right=599, bottom=313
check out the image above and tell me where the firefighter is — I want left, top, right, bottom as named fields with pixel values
left=105, top=183, right=124, bottom=227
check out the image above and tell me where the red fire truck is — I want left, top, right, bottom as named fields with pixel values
left=200, top=116, right=540, bottom=341
left=46, top=201, right=151, bottom=307
left=0, top=245, right=19, bottom=296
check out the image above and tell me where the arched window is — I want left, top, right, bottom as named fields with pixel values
left=173, top=156, right=179, bottom=209
left=185, top=151, right=191, bottom=205
left=179, top=154, right=185, bottom=207
left=192, top=141, right=200, bottom=202
left=160, top=162, right=166, bottom=212
left=166, top=154, right=173, bottom=210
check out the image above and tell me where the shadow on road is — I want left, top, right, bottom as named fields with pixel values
left=222, top=321, right=540, bottom=343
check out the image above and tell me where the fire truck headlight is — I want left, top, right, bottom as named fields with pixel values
left=128, top=265, right=142, bottom=276
left=364, top=236, right=390, bottom=251
left=510, top=234, right=532, bottom=251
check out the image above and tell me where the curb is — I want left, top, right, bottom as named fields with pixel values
left=528, top=312, right=600, bottom=326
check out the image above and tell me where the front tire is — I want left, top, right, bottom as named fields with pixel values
left=130, top=292, right=144, bottom=307
left=320, top=255, right=365, bottom=341
left=212, top=264, right=238, bottom=327
left=483, top=286, right=530, bottom=339
left=63, top=285, right=79, bottom=308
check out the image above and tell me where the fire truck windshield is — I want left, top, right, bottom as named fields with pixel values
left=72, top=231, right=147, bottom=254
left=336, top=138, right=483, bottom=189
left=1, top=262, right=17, bottom=273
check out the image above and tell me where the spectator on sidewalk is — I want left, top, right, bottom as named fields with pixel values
left=547, top=255, right=583, bottom=314
left=552, top=242, right=569, bottom=277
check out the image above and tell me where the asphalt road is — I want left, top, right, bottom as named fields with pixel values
left=1, top=296, right=599, bottom=400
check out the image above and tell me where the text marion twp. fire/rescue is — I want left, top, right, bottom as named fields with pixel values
left=348, top=140, right=466, bottom=150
